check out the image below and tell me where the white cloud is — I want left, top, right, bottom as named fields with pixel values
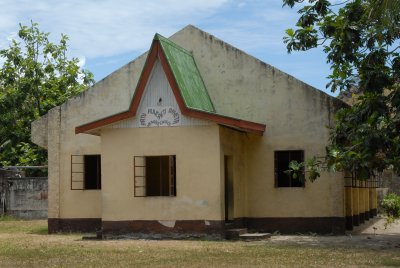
left=0, top=0, right=315, bottom=59
left=199, top=1, right=300, bottom=55
left=0, top=0, right=228, bottom=58
left=77, top=56, right=86, bottom=68
left=0, top=0, right=333, bottom=94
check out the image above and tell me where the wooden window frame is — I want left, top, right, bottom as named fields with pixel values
left=134, top=155, right=176, bottom=197
left=71, top=154, right=101, bottom=190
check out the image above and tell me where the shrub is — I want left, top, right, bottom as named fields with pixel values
left=381, top=193, right=400, bottom=227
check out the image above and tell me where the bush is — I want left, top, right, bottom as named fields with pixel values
left=381, top=193, right=400, bottom=227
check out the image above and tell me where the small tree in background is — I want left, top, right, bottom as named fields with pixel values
left=0, top=21, right=94, bottom=167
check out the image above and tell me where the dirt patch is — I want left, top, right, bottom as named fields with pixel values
left=261, top=217, right=400, bottom=250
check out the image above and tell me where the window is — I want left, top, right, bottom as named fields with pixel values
left=71, top=155, right=101, bottom=190
left=134, top=155, right=176, bottom=197
left=275, top=150, right=304, bottom=187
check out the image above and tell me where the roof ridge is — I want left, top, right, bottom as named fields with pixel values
left=154, top=33, right=192, bottom=56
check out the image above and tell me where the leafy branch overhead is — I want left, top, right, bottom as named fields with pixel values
left=0, top=21, right=94, bottom=166
left=283, top=0, right=400, bottom=181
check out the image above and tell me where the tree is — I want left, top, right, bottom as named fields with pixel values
left=0, top=22, right=94, bottom=167
left=282, top=0, right=400, bottom=180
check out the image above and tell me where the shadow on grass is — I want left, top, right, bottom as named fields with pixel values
left=27, top=227, right=87, bottom=236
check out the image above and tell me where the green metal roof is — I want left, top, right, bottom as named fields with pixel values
left=155, top=34, right=215, bottom=113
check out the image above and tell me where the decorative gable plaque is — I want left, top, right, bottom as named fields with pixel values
left=139, top=106, right=180, bottom=127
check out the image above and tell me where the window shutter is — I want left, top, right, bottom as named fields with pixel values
left=134, top=156, right=146, bottom=197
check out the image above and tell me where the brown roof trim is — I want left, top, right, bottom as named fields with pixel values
left=75, top=39, right=159, bottom=135
left=76, top=40, right=266, bottom=135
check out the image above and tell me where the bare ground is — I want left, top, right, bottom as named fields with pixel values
left=266, top=216, right=400, bottom=250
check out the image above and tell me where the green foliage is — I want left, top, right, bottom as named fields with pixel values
left=284, top=160, right=305, bottom=182
left=283, top=0, right=399, bottom=93
left=286, top=157, right=322, bottom=183
left=0, top=21, right=94, bottom=167
left=381, top=193, right=400, bottom=218
left=283, top=0, right=400, bottom=180
left=381, top=192, right=400, bottom=227
left=305, top=157, right=323, bottom=182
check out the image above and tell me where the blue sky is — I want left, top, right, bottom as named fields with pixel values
left=0, top=0, right=337, bottom=96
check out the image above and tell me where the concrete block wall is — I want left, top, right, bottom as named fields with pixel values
left=6, top=177, right=48, bottom=219
left=0, top=170, right=48, bottom=219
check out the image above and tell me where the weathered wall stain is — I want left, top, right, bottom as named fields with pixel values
left=0, top=170, right=48, bottom=219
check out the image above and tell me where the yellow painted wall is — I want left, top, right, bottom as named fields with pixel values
left=245, top=139, right=344, bottom=217
left=219, top=126, right=345, bottom=219
left=352, top=187, right=359, bottom=216
left=369, top=188, right=377, bottom=211
left=345, top=187, right=353, bottom=217
left=364, top=187, right=370, bottom=215
left=100, top=125, right=222, bottom=221
left=58, top=114, right=103, bottom=218
left=359, top=187, right=365, bottom=216
left=241, top=85, right=345, bottom=217
left=219, top=126, right=247, bottom=219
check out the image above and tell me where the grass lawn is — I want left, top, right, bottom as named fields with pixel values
left=0, top=219, right=399, bottom=267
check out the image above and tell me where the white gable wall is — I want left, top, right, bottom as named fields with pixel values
left=107, top=60, right=210, bottom=129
